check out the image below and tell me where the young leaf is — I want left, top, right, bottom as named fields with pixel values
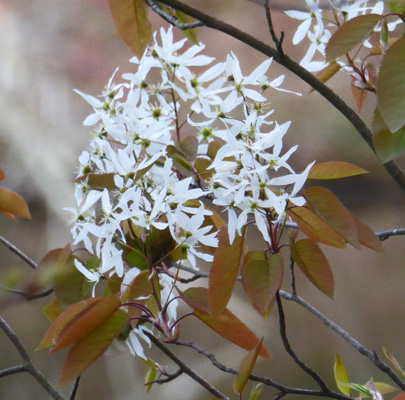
left=51, top=294, right=122, bottom=352
left=38, top=297, right=103, bottom=350
left=351, top=215, right=383, bottom=252
left=241, top=251, right=284, bottom=318
left=289, top=206, right=346, bottom=248
left=374, top=382, right=398, bottom=395
left=183, top=287, right=270, bottom=358
left=334, top=353, right=351, bottom=396
left=175, top=10, right=199, bottom=45
left=109, top=0, right=152, bottom=59
left=0, top=187, right=31, bottom=220
left=0, top=168, right=5, bottom=181
left=58, top=308, right=129, bottom=386
left=195, top=309, right=270, bottom=359
left=145, top=366, right=157, bottom=393
left=308, top=161, right=368, bottom=180
left=377, top=36, right=405, bottom=132
left=383, top=347, right=405, bottom=377
left=372, top=107, right=405, bottom=163
left=304, top=186, right=360, bottom=249
left=75, top=173, right=117, bottom=191
left=43, top=300, right=64, bottom=323
left=248, top=383, right=264, bottom=400
left=392, top=394, right=405, bottom=400
left=209, top=227, right=245, bottom=317
left=351, top=80, right=369, bottom=113
left=310, top=63, right=341, bottom=92
left=290, top=239, right=335, bottom=298
left=180, top=135, right=198, bottom=160
left=325, top=14, right=381, bottom=62
left=233, top=338, right=263, bottom=394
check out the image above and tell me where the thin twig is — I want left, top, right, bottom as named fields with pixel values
left=0, top=316, right=66, bottom=400
left=377, top=228, right=405, bottom=241
left=173, top=339, right=352, bottom=399
left=289, top=256, right=297, bottom=295
left=0, top=235, right=38, bottom=270
left=0, top=364, right=27, bottom=378
left=146, top=0, right=204, bottom=30
left=0, top=286, right=53, bottom=300
left=69, top=376, right=81, bottom=400
left=149, top=368, right=183, bottom=385
left=275, top=293, right=335, bottom=395
left=145, top=332, right=230, bottom=399
left=279, top=290, right=405, bottom=391
left=264, top=0, right=284, bottom=56
left=152, top=0, right=405, bottom=192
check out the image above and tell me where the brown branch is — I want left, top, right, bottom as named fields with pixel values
left=0, top=235, right=38, bottom=270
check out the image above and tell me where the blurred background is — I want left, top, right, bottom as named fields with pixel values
left=0, top=0, right=404, bottom=399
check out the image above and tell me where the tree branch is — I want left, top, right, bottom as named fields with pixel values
left=0, top=316, right=66, bottom=400
left=0, top=235, right=38, bottom=270
left=145, top=332, right=230, bottom=399
left=151, top=0, right=405, bottom=192
left=174, top=339, right=352, bottom=399
left=279, top=291, right=405, bottom=391
left=377, top=228, right=405, bottom=241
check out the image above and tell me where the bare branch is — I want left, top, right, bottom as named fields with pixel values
left=151, top=0, right=405, bottom=191
left=0, top=235, right=38, bottom=270
left=0, top=364, right=27, bottom=378
left=279, top=290, right=405, bottom=391
left=145, top=332, right=230, bottom=399
left=146, top=0, right=204, bottom=30
left=69, top=376, right=81, bottom=400
left=264, top=0, right=284, bottom=56
left=173, top=339, right=352, bottom=399
left=0, top=316, right=66, bottom=400
left=377, top=228, right=405, bottom=241
left=0, top=285, right=53, bottom=300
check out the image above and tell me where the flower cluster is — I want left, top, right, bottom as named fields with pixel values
left=285, top=0, right=400, bottom=72
left=67, top=27, right=313, bottom=358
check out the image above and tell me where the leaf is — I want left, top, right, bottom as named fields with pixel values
left=121, top=270, right=152, bottom=303
left=392, top=394, right=405, bottom=400
left=374, top=382, right=398, bottom=395
left=351, top=215, right=383, bottom=252
left=0, top=168, right=5, bottom=181
left=311, top=63, right=341, bottom=92
left=51, top=294, right=122, bottom=352
left=241, top=251, right=284, bottom=318
left=352, top=80, right=369, bottom=113
left=145, top=366, right=157, bottom=393
left=377, top=36, right=405, bottom=132
left=308, top=161, right=368, bottom=180
left=43, top=300, right=64, bottom=323
left=75, top=173, right=117, bottom=191
left=325, top=14, right=381, bottom=62
left=248, top=383, right=264, bottom=400
left=166, top=145, right=193, bottom=172
left=209, top=227, right=245, bottom=316
left=233, top=338, right=263, bottom=394
left=109, top=0, right=152, bottom=58
left=385, top=0, right=405, bottom=14
left=334, top=353, right=351, bottom=395
left=182, top=287, right=270, bottom=358
left=180, top=135, right=198, bottom=160
left=195, top=310, right=270, bottom=359
left=175, top=10, right=199, bottom=45
left=38, top=297, right=103, bottom=350
left=304, top=186, right=360, bottom=249
left=289, top=206, right=346, bottom=248
left=0, top=187, right=31, bottom=220
left=372, top=107, right=405, bottom=163
left=383, top=347, right=405, bottom=377
left=58, top=308, right=129, bottom=386
left=290, top=239, right=335, bottom=298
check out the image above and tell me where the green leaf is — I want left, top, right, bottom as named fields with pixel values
left=304, top=186, right=360, bottom=249
left=43, top=300, right=64, bottom=323
left=374, top=382, right=398, bottom=395
left=233, top=338, right=263, bottom=394
left=166, top=145, right=193, bottom=172
left=383, top=347, right=405, bottom=377
left=241, top=251, right=284, bottom=318
left=372, top=107, right=405, bottom=162
left=325, top=14, right=381, bottom=62
left=175, top=10, right=199, bottom=45
left=209, top=227, right=245, bottom=316
left=308, top=161, right=368, bottom=180
left=334, top=353, right=351, bottom=395
left=290, top=239, right=335, bottom=298
left=75, top=173, right=117, bottom=191
left=248, top=383, right=264, bottom=400
left=145, top=366, right=157, bottom=393
left=109, top=0, right=152, bottom=58
left=384, top=0, right=405, bottom=14
left=289, top=206, right=346, bottom=248
left=58, top=308, right=129, bottom=386
left=0, top=187, right=31, bottom=220
left=377, top=36, right=405, bottom=132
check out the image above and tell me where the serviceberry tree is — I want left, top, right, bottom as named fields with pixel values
left=1, top=1, right=405, bottom=399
